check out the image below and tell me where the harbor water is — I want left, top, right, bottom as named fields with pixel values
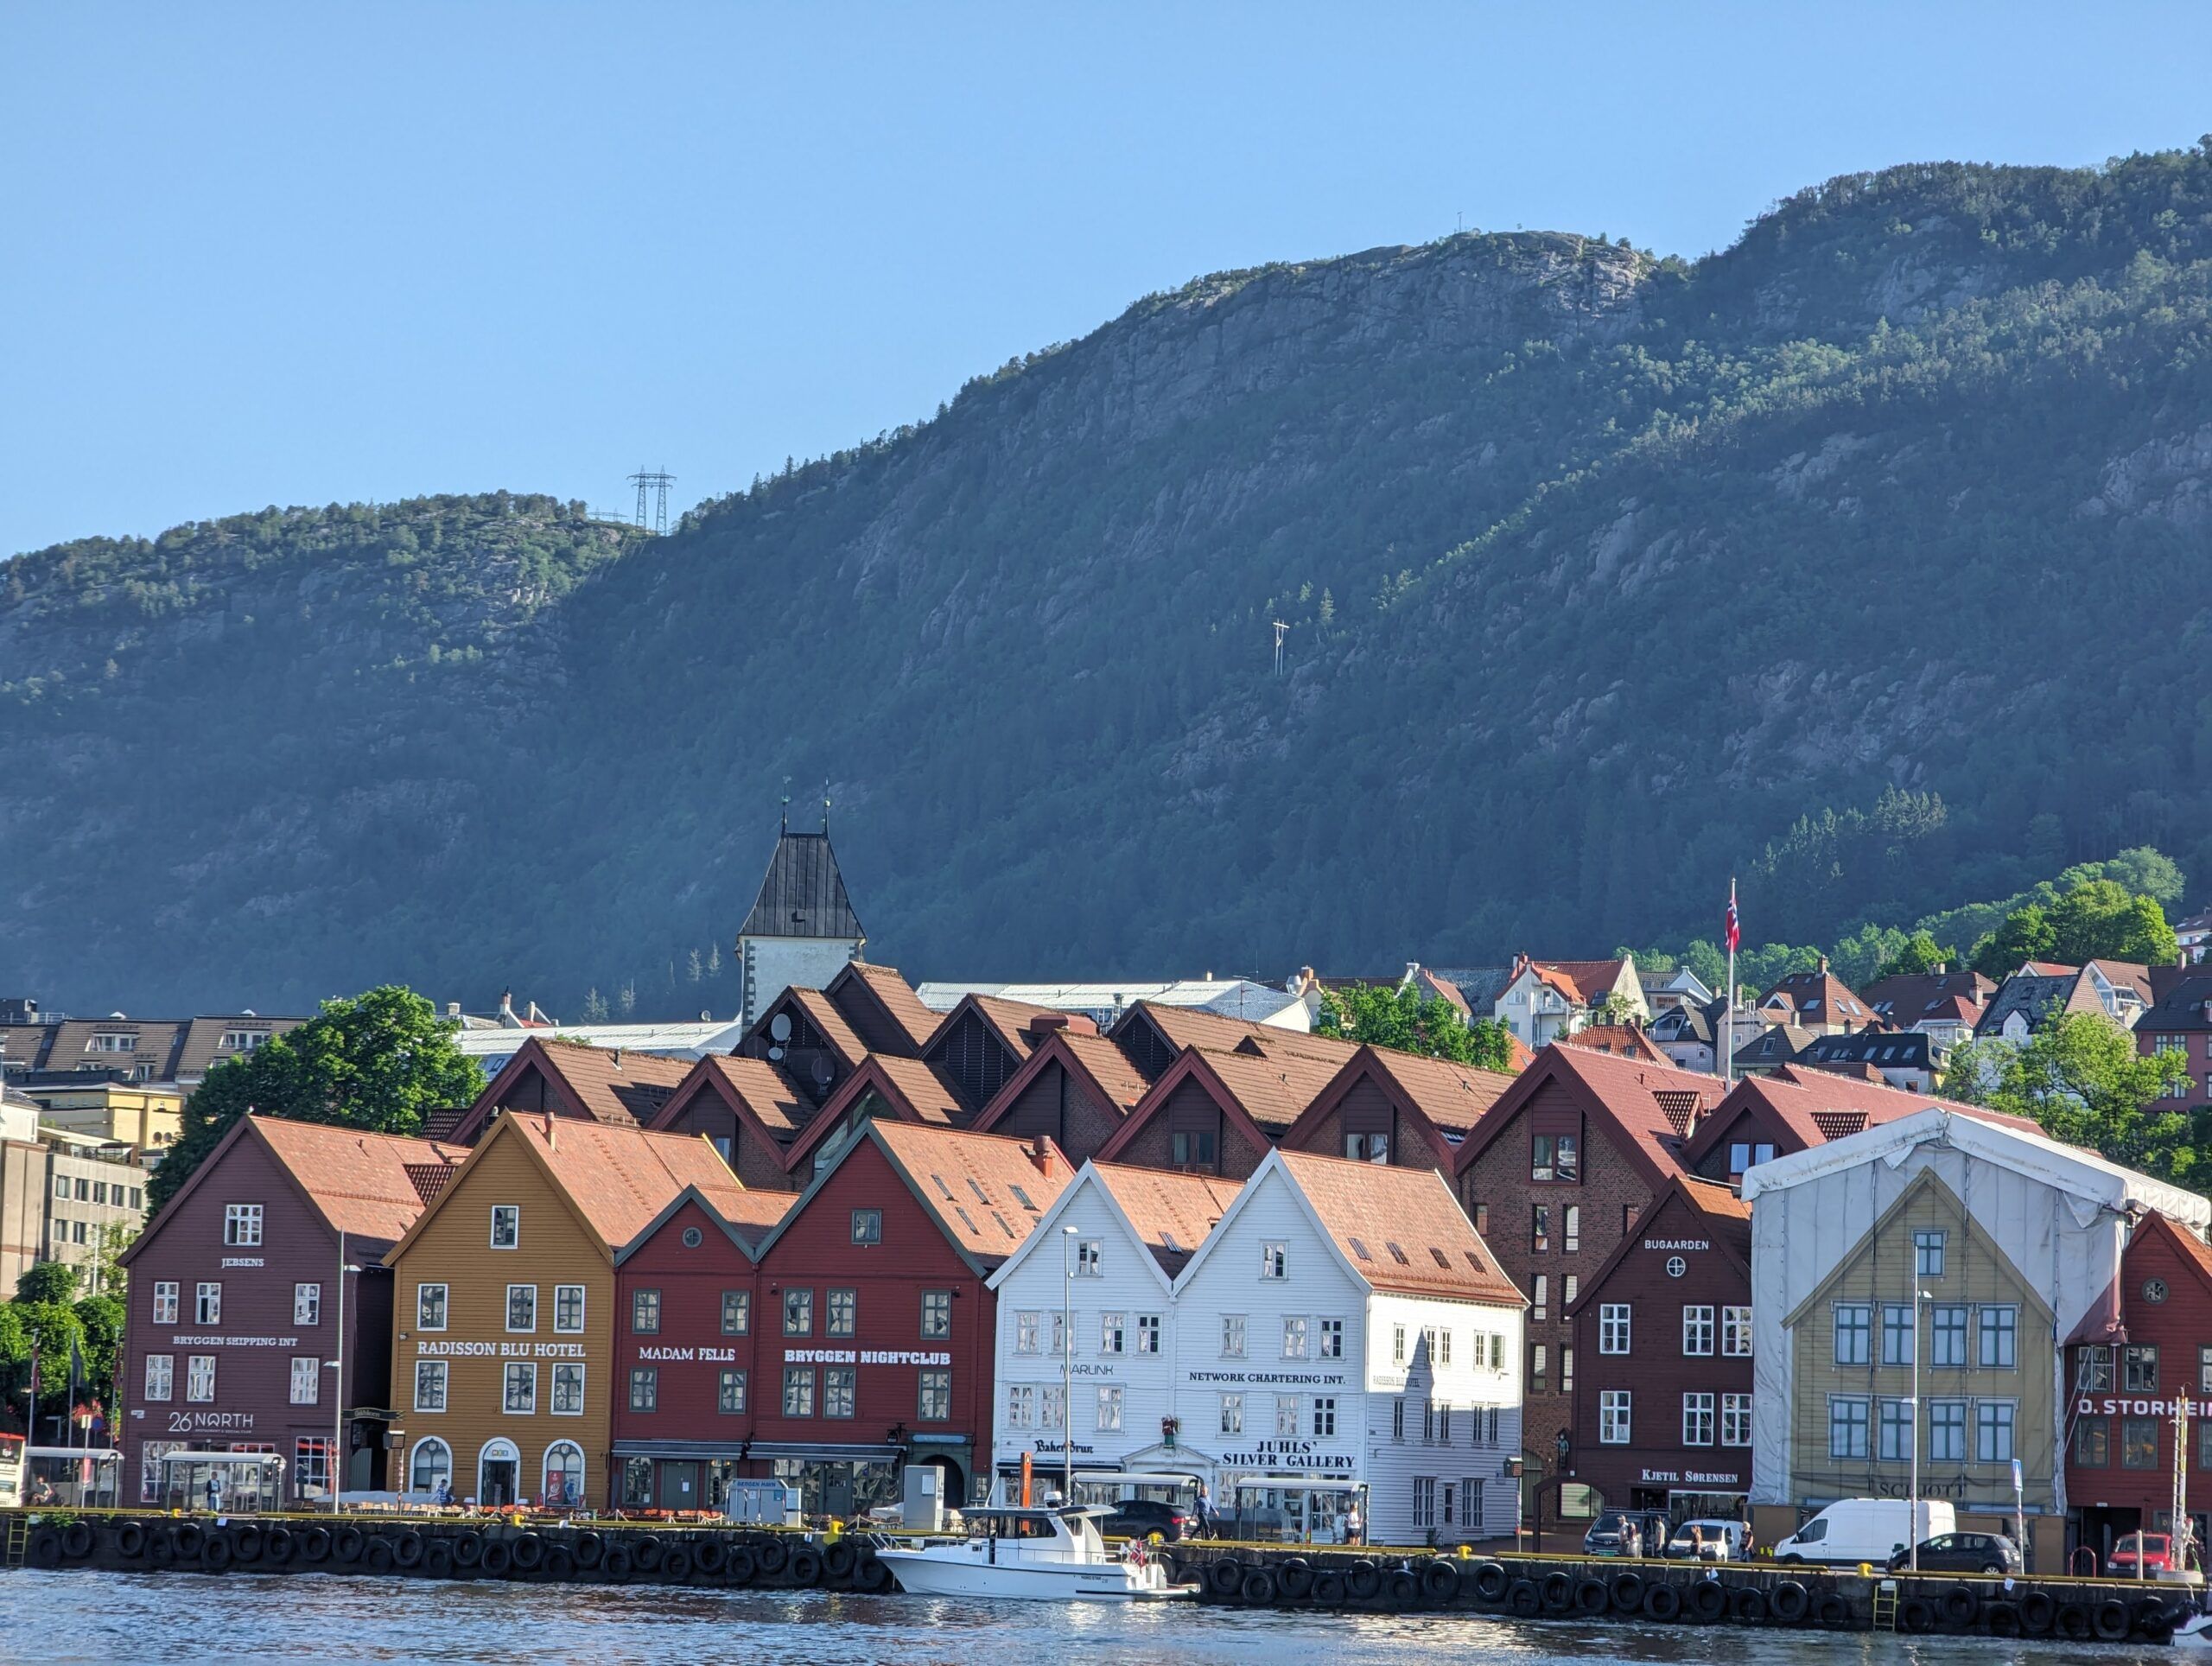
left=0, top=1569, right=2182, bottom=1665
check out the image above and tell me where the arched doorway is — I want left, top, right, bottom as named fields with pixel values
left=919, top=1453, right=965, bottom=1508
left=410, top=1437, right=453, bottom=1498
left=478, top=1439, right=519, bottom=1507
left=542, top=1441, right=585, bottom=1510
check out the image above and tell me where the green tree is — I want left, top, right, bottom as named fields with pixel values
left=1874, top=930, right=1959, bottom=980
left=1315, top=982, right=1515, bottom=1070
left=72, top=1292, right=126, bottom=1402
left=1951, top=1013, right=2200, bottom=1182
left=15, top=1261, right=78, bottom=1304
left=2048, top=879, right=2178, bottom=964
left=1828, top=923, right=1908, bottom=990
left=149, top=985, right=484, bottom=1214
left=1971, top=903, right=2058, bottom=976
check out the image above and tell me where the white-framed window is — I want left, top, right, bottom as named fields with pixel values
left=629, top=1368, right=658, bottom=1413
left=507, top=1284, right=537, bottom=1332
left=186, top=1354, right=215, bottom=1402
left=416, top=1283, right=448, bottom=1329
left=920, top=1290, right=950, bottom=1339
left=504, top=1363, right=536, bottom=1414
left=293, top=1282, right=321, bottom=1326
left=542, top=1441, right=584, bottom=1508
left=1136, top=1314, right=1160, bottom=1354
left=1682, top=1392, right=1714, bottom=1446
left=1434, top=1327, right=1453, bottom=1366
left=718, top=1370, right=747, bottom=1415
left=195, top=1281, right=222, bottom=1325
left=1222, top=1315, right=1246, bottom=1358
left=1283, top=1316, right=1309, bottom=1358
left=1015, top=1312, right=1039, bottom=1354
left=556, top=1285, right=586, bottom=1333
left=1006, top=1384, right=1035, bottom=1428
left=1721, top=1391, right=1752, bottom=1447
left=1599, top=1389, right=1630, bottom=1444
left=289, top=1356, right=321, bottom=1405
left=140, top=1440, right=181, bottom=1504
left=1099, top=1312, right=1124, bottom=1354
left=1076, top=1239, right=1103, bottom=1276
left=1313, top=1397, right=1337, bottom=1436
left=150, top=1281, right=181, bottom=1325
left=1319, top=1318, right=1344, bottom=1358
left=1413, top=1476, right=1436, bottom=1529
left=1096, top=1386, right=1123, bottom=1432
left=410, top=1437, right=452, bottom=1495
left=1041, top=1384, right=1065, bottom=1429
left=1261, top=1242, right=1287, bottom=1280
left=1219, top=1392, right=1243, bottom=1434
left=918, top=1370, right=950, bottom=1421
left=1721, top=1305, right=1752, bottom=1357
left=828, top=1288, right=858, bottom=1338
left=489, top=1205, right=519, bottom=1249
left=222, top=1203, right=263, bottom=1246
left=551, top=1364, right=585, bottom=1415
left=1980, top=1306, right=2018, bottom=1368
left=1275, top=1395, right=1300, bottom=1436
left=293, top=1437, right=331, bottom=1501
left=1682, top=1306, right=1714, bottom=1356
left=823, top=1365, right=856, bottom=1418
left=1599, top=1303, right=1630, bottom=1354
left=414, top=1360, right=448, bottom=1411
left=1394, top=1325, right=1407, bottom=1365
left=143, top=1353, right=174, bottom=1401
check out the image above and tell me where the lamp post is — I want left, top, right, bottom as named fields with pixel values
left=324, top=1230, right=363, bottom=1516
left=1061, top=1225, right=1079, bottom=1506
left=1909, top=1288, right=1930, bottom=1572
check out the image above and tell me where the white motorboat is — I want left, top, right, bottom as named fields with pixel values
left=873, top=1506, right=1198, bottom=1601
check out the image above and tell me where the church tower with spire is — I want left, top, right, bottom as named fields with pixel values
left=735, top=792, right=865, bottom=1027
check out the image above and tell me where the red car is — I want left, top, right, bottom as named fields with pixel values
left=2109, top=1533, right=2177, bottom=1575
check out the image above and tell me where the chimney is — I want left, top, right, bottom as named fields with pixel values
left=447, top=1001, right=461, bottom=1018
left=1027, top=1136, right=1070, bottom=1181
left=1934, top=963, right=1947, bottom=976
left=1816, top=956, right=1829, bottom=974
left=611, top=1048, right=624, bottom=1071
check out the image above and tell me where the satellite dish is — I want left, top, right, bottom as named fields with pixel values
left=767, top=1046, right=785, bottom=1062
left=811, top=1054, right=834, bottom=1087
left=770, top=1013, right=792, bottom=1042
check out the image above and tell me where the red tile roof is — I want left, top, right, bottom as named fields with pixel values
left=1138, top=1005, right=1359, bottom=1068
left=837, top=962, right=941, bottom=1053
left=867, top=1121, right=1077, bottom=1269
left=504, top=1114, right=750, bottom=1251
left=1560, top=1025, right=1669, bottom=1064
left=1273, top=1149, right=1523, bottom=1306
left=1453, top=1044, right=1728, bottom=1187
left=1059, top=1031, right=1154, bottom=1113
left=785, top=987, right=870, bottom=1065
left=1536, top=958, right=1632, bottom=1001
left=249, top=1116, right=470, bottom=1250
left=694, top=1053, right=813, bottom=1137
left=1362, top=1048, right=1518, bottom=1137
left=715, top=1187, right=802, bottom=1250
left=1090, top=1163, right=1242, bottom=1275
left=1186, top=1043, right=1349, bottom=1135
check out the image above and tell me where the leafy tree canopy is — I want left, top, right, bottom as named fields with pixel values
left=1873, top=930, right=1959, bottom=981
left=1315, top=982, right=1515, bottom=1070
left=1943, top=1013, right=2201, bottom=1183
left=15, top=1261, right=78, bottom=1305
left=148, top=985, right=483, bottom=1214
left=1968, top=879, right=2179, bottom=976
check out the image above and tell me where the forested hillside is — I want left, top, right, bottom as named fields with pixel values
left=6, top=145, right=2212, bottom=1014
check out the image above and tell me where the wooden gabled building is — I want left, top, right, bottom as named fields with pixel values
left=442, top=1036, right=694, bottom=1146
left=962, top=1018, right=1153, bottom=1164
left=645, top=1054, right=816, bottom=1191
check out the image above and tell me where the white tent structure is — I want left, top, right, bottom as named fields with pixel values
left=1743, top=1107, right=2209, bottom=1543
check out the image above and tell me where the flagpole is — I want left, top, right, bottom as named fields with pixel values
left=1723, top=878, right=1738, bottom=1084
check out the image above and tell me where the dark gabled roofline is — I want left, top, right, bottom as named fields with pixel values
left=1274, top=1046, right=1458, bottom=1169
left=1091, top=1046, right=1279, bottom=1167
left=778, top=1054, right=945, bottom=1173
left=739, top=829, right=864, bottom=941
left=967, top=1027, right=1138, bottom=1137
left=645, top=1054, right=807, bottom=1154
left=1563, top=1173, right=1751, bottom=1318
left=614, top=1182, right=765, bottom=1267
left=746, top=1119, right=994, bottom=1280
left=1448, top=1045, right=1684, bottom=1193
left=446, top=1035, right=588, bottom=1145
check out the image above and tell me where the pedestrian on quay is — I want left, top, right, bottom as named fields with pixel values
left=1344, top=1501, right=1364, bottom=1546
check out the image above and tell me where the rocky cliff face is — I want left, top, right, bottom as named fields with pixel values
left=6, top=150, right=2212, bottom=1012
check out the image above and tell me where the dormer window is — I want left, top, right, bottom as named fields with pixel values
left=221, top=1029, right=271, bottom=1052
left=86, top=1032, right=137, bottom=1053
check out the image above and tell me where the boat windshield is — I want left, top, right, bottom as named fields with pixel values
left=963, top=1512, right=1064, bottom=1541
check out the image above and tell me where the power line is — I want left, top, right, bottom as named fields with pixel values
left=626, top=466, right=677, bottom=535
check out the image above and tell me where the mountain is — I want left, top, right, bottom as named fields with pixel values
left=8, top=145, right=2212, bottom=1015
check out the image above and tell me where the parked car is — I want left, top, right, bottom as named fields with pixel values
left=1584, top=1509, right=1670, bottom=1558
left=1773, top=1499, right=1955, bottom=1566
left=1665, top=1519, right=1751, bottom=1561
left=1885, top=1531, right=2024, bottom=1576
left=1103, top=1498, right=1192, bottom=1542
left=2110, top=1533, right=2177, bottom=1576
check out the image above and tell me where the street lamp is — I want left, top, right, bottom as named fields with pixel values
left=1909, top=1287, right=1931, bottom=1572
left=1060, top=1226, right=1078, bottom=1506
left=323, top=1229, right=364, bottom=1516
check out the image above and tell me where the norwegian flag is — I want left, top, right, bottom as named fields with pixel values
left=1725, top=881, right=1741, bottom=953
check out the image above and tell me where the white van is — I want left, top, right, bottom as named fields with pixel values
left=1773, top=1499, right=1955, bottom=1566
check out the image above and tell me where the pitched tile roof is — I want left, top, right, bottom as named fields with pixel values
left=1758, top=963, right=1870, bottom=1025
left=1090, top=1162, right=1242, bottom=1275
left=1536, top=958, right=1633, bottom=1001
left=1273, top=1149, right=1522, bottom=1306
left=1859, top=970, right=1994, bottom=1026
left=867, top=1121, right=1077, bottom=1269
left=692, top=1053, right=813, bottom=1137
left=940, top=993, right=1069, bottom=1063
left=1455, top=1044, right=1728, bottom=1187
left=783, top=987, right=871, bottom=1066
left=1135, top=1003, right=1359, bottom=1068
left=867, top=1056, right=971, bottom=1125
left=715, top=1187, right=802, bottom=1250
left=1188, top=1043, right=1350, bottom=1135
left=1058, top=1031, right=1154, bottom=1113
left=739, top=829, right=862, bottom=939
left=536, top=1041, right=694, bottom=1124
left=1560, top=1024, right=1668, bottom=1064
left=832, top=962, right=940, bottom=1054
left=2137, top=974, right=2212, bottom=1033
left=503, top=1114, right=750, bottom=1250
left=250, top=1116, right=470, bottom=1251
left=1363, top=1048, right=1518, bottom=1136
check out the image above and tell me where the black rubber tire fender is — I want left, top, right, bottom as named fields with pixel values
left=263, top=1525, right=294, bottom=1566
left=1207, top=1557, right=1245, bottom=1597
left=1277, top=1556, right=1315, bottom=1599
left=202, top=1531, right=235, bottom=1571
left=1730, top=1585, right=1769, bottom=1624
left=1898, top=1596, right=1937, bottom=1634
left=1539, top=1571, right=1574, bottom=1614
left=726, top=1545, right=759, bottom=1587
left=148, top=1528, right=177, bottom=1566
left=294, top=1525, right=327, bottom=1563
left=2094, top=1599, right=2132, bottom=1642
left=1818, top=1594, right=1850, bottom=1627
left=60, top=1520, right=96, bottom=1561
left=511, top=1531, right=543, bottom=1571
left=1313, top=1568, right=1347, bottom=1606
left=755, top=1536, right=789, bottom=1576
left=174, top=1522, right=207, bottom=1558
left=662, top=1546, right=694, bottom=1583
left=2018, top=1590, right=2056, bottom=1635
left=424, top=1542, right=454, bottom=1580
left=601, top=1544, right=634, bottom=1581
left=333, top=1525, right=365, bottom=1564
left=694, top=1538, right=728, bottom=1576
left=1243, top=1568, right=1280, bottom=1606
left=2133, top=1596, right=2171, bottom=1632
left=854, top=1553, right=892, bottom=1593
left=1387, top=1568, right=1420, bottom=1607
left=1473, top=1561, right=1511, bottom=1603
left=1770, top=1578, right=1809, bottom=1622
left=1985, top=1600, right=2020, bottom=1636
left=2056, top=1601, right=2092, bottom=1640
left=570, top=1530, right=604, bottom=1568
left=1610, top=1570, right=1646, bottom=1613
left=1941, top=1584, right=1979, bottom=1627
left=451, top=1530, right=484, bottom=1568
left=630, top=1533, right=663, bottom=1572
left=543, top=1546, right=575, bottom=1580
left=27, top=1528, right=64, bottom=1569
left=231, top=1524, right=263, bottom=1563
left=1345, top=1559, right=1382, bottom=1600
left=363, top=1536, right=396, bottom=1574
left=116, top=1520, right=149, bottom=1559
left=1424, top=1560, right=1463, bottom=1605
left=823, top=1539, right=858, bottom=1580
left=786, top=1546, right=823, bottom=1587
left=1507, top=1578, right=1541, bottom=1617
left=1643, top=1582, right=1683, bottom=1622
left=1688, top=1577, right=1728, bottom=1624
left=479, top=1539, right=514, bottom=1577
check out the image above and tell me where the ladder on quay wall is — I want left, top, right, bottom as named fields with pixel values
left=1871, top=1580, right=1899, bottom=1631
left=3, top=1515, right=29, bottom=1570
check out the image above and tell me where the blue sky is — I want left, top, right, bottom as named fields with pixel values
left=5, top=2, right=2209, bottom=556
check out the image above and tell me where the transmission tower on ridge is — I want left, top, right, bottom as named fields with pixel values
left=627, top=466, right=677, bottom=534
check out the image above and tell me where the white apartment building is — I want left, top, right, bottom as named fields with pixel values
left=989, top=1148, right=1525, bottom=1545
